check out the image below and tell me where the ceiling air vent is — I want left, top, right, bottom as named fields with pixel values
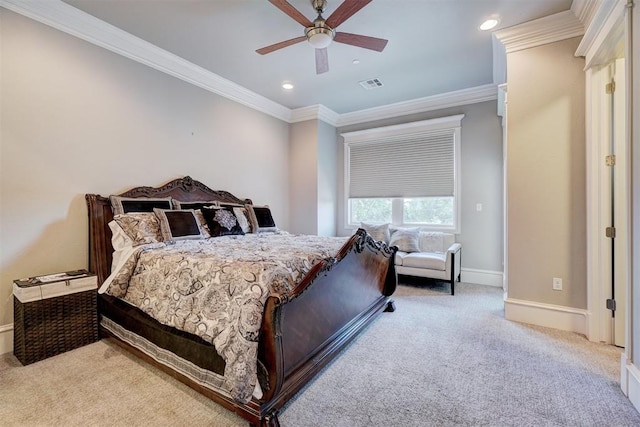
left=359, top=78, right=384, bottom=90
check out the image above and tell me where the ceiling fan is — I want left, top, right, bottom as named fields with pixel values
left=256, top=0, right=388, bottom=74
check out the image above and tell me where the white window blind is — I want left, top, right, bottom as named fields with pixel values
left=348, top=128, right=456, bottom=199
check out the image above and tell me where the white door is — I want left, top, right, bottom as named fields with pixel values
left=611, top=59, right=627, bottom=348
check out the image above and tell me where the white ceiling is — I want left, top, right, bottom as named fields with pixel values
left=62, top=0, right=573, bottom=114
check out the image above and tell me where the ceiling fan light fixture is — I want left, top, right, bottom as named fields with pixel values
left=306, top=27, right=334, bottom=49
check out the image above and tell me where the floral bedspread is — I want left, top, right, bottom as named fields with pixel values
left=102, top=232, right=348, bottom=403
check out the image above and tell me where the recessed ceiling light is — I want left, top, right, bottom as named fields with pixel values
left=479, top=17, right=500, bottom=31
left=352, top=59, right=360, bottom=65
left=282, top=82, right=294, bottom=90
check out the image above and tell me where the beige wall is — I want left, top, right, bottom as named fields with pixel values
left=632, top=1, right=640, bottom=377
left=506, top=37, right=586, bottom=308
left=0, top=10, right=290, bottom=328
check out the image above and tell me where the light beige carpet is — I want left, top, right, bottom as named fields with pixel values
left=1, top=282, right=639, bottom=426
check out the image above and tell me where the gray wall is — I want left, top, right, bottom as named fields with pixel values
left=0, top=9, right=291, bottom=328
left=337, top=101, right=504, bottom=274
left=289, top=119, right=338, bottom=236
left=506, top=37, right=586, bottom=309
left=289, top=120, right=318, bottom=235
left=317, top=120, right=338, bottom=236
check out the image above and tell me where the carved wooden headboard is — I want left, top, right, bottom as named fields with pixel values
left=85, top=176, right=252, bottom=285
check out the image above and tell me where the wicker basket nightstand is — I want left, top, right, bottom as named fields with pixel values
left=13, top=271, right=98, bottom=365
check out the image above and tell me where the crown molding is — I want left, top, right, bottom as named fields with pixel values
left=334, top=84, right=497, bottom=128
left=2, top=0, right=501, bottom=127
left=290, top=104, right=340, bottom=125
left=0, top=0, right=292, bottom=122
left=574, top=0, right=627, bottom=68
left=494, top=10, right=584, bottom=54
left=290, top=85, right=496, bottom=128
left=571, top=0, right=601, bottom=27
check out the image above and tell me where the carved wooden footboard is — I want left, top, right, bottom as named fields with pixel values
left=85, top=177, right=397, bottom=426
left=256, top=229, right=396, bottom=424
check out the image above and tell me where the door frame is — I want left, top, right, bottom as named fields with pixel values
left=582, top=2, right=631, bottom=346
left=585, top=64, right=615, bottom=344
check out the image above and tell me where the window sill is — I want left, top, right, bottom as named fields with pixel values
left=347, top=224, right=458, bottom=234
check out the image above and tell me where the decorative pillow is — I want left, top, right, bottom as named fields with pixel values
left=389, top=227, right=421, bottom=252
left=233, top=207, right=253, bottom=233
left=361, top=222, right=390, bottom=243
left=201, top=206, right=245, bottom=237
left=108, top=220, right=134, bottom=250
left=110, top=196, right=173, bottom=215
left=217, top=203, right=254, bottom=233
left=248, top=205, right=277, bottom=232
left=113, top=213, right=163, bottom=246
left=153, top=208, right=204, bottom=242
left=194, top=210, right=212, bottom=238
left=172, top=200, right=219, bottom=210
left=419, top=231, right=445, bottom=253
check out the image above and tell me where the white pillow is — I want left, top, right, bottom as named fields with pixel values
left=419, top=231, right=445, bottom=253
left=360, top=222, right=390, bottom=243
left=389, top=227, right=421, bottom=252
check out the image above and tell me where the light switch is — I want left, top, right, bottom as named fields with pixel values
left=476, top=203, right=482, bottom=212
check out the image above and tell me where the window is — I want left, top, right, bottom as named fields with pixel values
left=343, top=115, right=463, bottom=232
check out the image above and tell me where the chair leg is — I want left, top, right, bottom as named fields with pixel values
left=450, top=252, right=456, bottom=295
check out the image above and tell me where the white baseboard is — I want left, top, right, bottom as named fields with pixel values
left=461, top=268, right=503, bottom=287
left=626, top=359, right=640, bottom=412
left=621, top=352, right=629, bottom=396
left=504, top=298, right=588, bottom=335
left=0, top=323, right=14, bottom=355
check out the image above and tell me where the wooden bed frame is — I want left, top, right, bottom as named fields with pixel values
left=85, top=176, right=397, bottom=426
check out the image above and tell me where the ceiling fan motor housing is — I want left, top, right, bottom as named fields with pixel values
left=305, top=7, right=334, bottom=48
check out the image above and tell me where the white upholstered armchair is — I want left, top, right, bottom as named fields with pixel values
left=360, top=224, right=462, bottom=295
left=393, top=231, right=462, bottom=295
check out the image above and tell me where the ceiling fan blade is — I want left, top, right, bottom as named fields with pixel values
left=326, top=0, right=372, bottom=28
left=334, top=32, right=388, bottom=52
left=268, top=0, right=313, bottom=27
left=315, top=48, right=329, bottom=74
left=256, top=36, right=306, bottom=55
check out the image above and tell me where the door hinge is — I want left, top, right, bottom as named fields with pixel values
left=606, top=80, right=616, bottom=94
left=606, top=226, right=616, bottom=238
left=605, top=154, right=616, bottom=166
left=606, top=298, right=616, bottom=311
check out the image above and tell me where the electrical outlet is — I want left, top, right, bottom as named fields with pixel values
left=553, top=277, right=563, bottom=291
